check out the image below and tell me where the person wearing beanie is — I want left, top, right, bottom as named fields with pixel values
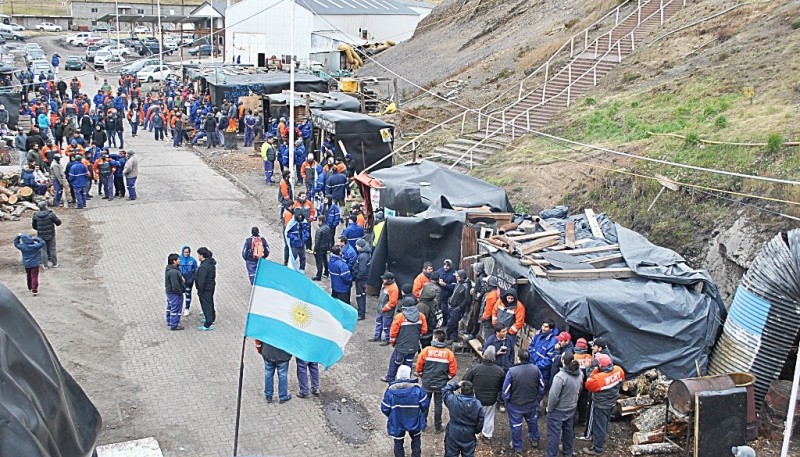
left=443, top=380, right=484, bottom=457
left=31, top=200, right=62, bottom=269
left=467, top=262, right=488, bottom=336
left=435, top=259, right=456, bottom=325
left=312, top=214, right=332, bottom=281
left=583, top=353, right=625, bottom=455
left=416, top=272, right=440, bottom=349
left=529, top=319, right=560, bottom=392
left=416, top=329, right=457, bottom=434
left=353, top=237, right=372, bottom=319
left=546, top=352, right=583, bottom=457
left=371, top=272, right=399, bottom=345
left=548, top=332, right=574, bottom=389
left=446, top=269, right=472, bottom=344
left=382, top=284, right=427, bottom=383
left=380, top=364, right=429, bottom=457
left=67, top=151, right=90, bottom=208
left=164, top=253, right=186, bottom=330
left=493, top=288, right=525, bottom=363
left=178, top=245, right=198, bottom=317
left=462, top=343, right=506, bottom=442
left=14, top=232, right=46, bottom=295
left=341, top=212, right=365, bottom=248
left=285, top=208, right=311, bottom=273
left=413, top=262, right=434, bottom=299
left=194, top=247, right=217, bottom=331
left=49, top=154, right=68, bottom=208
left=480, top=276, right=501, bottom=341
left=328, top=245, right=353, bottom=304
left=242, top=227, right=269, bottom=284
left=573, top=337, right=594, bottom=432
left=503, top=350, right=546, bottom=453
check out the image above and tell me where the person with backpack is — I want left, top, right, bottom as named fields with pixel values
left=417, top=282, right=440, bottom=349
left=382, top=284, right=427, bottom=383
left=179, top=245, right=198, bottom=317
left=150, top=107, right=166, bottom=141
left=242, top=227, right=269, bottom=284
left=261, top=136, right=277, bottom=184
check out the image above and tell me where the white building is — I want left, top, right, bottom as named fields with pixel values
left=225, top=0, right=423, bottom=67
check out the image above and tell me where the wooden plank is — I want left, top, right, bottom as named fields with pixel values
left=535, top=216, right=555, bottom=232
left=560, top=244, right=620, bottom=255
left=530, top=265, right=547, bottom=277
left=582, top=253, right=625, bottom=268
left=546, top=267, right=637, bottom=281
left=466, top=338, right=483, bottom=356
left=520, top=235, right=561, bottom=255
left=585, top=208, right=604, bottom=239
left=629, top=442, right=681, bottom=455
left=565, top=221, right=576, bottom=249
left=507, top=229, right=560, bottom=242
left=655, top=174, right=680, bottom=191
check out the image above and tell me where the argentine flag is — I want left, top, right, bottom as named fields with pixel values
left=244, top=259, right=357, bottom=368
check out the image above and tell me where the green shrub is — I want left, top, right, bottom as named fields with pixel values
left=714, top=115, right=728, bottom=129
left=585, top=97, right=597, bottom=106
left=684, top=133, right=701, bottom=147
left=791, top=19, right=800, bottom=30
left=766, top=133, right=784, bottom=155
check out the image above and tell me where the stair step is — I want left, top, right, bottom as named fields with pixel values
left=464, top=133, right=513, bottom=143
left=453, top=138, right=504, bottom=150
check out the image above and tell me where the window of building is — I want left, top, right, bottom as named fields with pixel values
left=169, top=9, right=175, bottom=15
left=91, top=7, right=98, bottom=12
left=137, top=8, right=145, bottom=14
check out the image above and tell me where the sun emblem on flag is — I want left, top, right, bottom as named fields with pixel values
left=291, top=302, right=312, bottom=328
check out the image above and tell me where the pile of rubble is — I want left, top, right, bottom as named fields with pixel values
left=0, top=172, right=46, bottom=221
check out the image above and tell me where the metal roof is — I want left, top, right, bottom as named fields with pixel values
left=295, top=0, right=418, bottom=16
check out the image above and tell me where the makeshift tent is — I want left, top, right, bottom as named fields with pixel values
left=479, top=209, right=725, bottom=379
left=202, top=72, right=329, bottom=106
left=368, top=199, right=466, bottom=288
left=264, top=92, right=360, bottom=120
left=0, top=283, right=101, bottom=457
left=312, top=109, right=394, bottom=173
left=357, top=161, right=514, bottom=218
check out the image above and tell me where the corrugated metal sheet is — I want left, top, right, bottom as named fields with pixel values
left=297, top=0, right=417, bottom=15
left=709, top=230, right=800, bottom=409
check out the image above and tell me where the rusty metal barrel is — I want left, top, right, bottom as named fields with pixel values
left=667, top=374, right=736, bottom=415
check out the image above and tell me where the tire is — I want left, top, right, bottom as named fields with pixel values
left=147, top=76, right=153, bottom=83
left=56, top=28, right=62, bottom=32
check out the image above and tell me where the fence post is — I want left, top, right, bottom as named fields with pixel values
left=617, top=42, right=622, bottom=62
left=593, top=66, right=597, bottom=85
left=518, top=81, right=523, bottom=101
left=638, top=0, right=642, bottom=24
left=477, top=108, right=481, bottom=131
left=584, top=29, right=588, bottom=49
left=502, top=112, right=506, bottom=134
left=526, top=110, right=530, bottom=130
left=608, top=32, right=612, bottom=51
left=460, top=111, right=466, bottom=134
left=615, top=7, right=620, bottom=25
left=660, top=0, right=664, bottom=24
left=631, top=33, right=635, bottom=51
left=570, top=37, right=574, bottom=58
left=594, top=40, right=599, bottom=58
left=567, top=85, right=571, bottom=107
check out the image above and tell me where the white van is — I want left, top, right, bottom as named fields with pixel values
left=68, top=32, right=99, bottom=46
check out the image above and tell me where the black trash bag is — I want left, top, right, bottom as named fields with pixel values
left=538, top=205, right=569, bottom=219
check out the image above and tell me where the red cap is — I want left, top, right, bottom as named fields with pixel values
left=556, top=332, right=571, bottom=343
left=575, top=338, right=588, bottom=349
left=596, top=353, right=612, bottom=368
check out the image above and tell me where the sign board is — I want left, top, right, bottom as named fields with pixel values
left=380, top=128, right=392, bottom=143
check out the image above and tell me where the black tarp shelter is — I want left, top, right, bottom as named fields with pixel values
left=0, top=283, right=101, bottom=456
left=357, top=161, right=514, bottom=218
left=481, top=210, right=725, bottom=379
left=200, top=71, right=328, bottom=106
left=264, top=92, right=360, bottom=119
left=312, top=110, right=394, bottom=173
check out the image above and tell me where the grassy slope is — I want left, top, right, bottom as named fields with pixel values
left=473, top=0, right=800, bottom=265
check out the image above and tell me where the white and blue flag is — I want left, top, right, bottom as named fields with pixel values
left=244, top=259, right=357, bottom=368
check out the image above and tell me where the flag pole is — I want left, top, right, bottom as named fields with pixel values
left=233, top=259, right=261, bottom=456
left=232, top=335, right=247, bottom=457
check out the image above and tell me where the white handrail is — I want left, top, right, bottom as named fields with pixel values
left=447, top=0, right=681, bottom=169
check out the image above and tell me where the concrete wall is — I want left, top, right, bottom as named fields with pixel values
left=13, top=16, right=71, bottom=30
left=312, top=13, right=420, bottom=43
left=225, top=0, right=314, bottom=65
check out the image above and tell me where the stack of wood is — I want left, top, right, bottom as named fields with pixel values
left=0, top=171, right=45, bottom=221
left=615, top=369, right=686, bottom=455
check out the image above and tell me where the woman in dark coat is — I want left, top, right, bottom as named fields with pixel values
left=92, top=124, right=107, bottom=148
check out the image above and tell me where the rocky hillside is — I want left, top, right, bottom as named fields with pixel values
left=363, top=0, right=800, bottom=301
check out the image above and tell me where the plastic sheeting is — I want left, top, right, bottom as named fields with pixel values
left=368, top=199, right=465, bottom=288
left=362, top=161, right=513, bottom=216
left=0, top=283, right=101, bottom=457
left=312, top=110, right=394, bottom=173
left=265, top=92, right=361, bottom=115
left=531, top=223, right=725, bottom=379
left=204, top=72, right=329, bottom=106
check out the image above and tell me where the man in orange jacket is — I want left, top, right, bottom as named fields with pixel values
left=413, top=262, right=433, bottom=298
left=416, top=328, right=457, bottom=433
left=492, top=288, right=525, bottom=363
left=382, top=283, right=427, bottom=383
left=583, top=353, right=624, bottom=456
left=481, top=276, right=501, bottom=340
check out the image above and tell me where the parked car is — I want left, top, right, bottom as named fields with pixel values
left=163, top=40, right=178, bottom=52
left=101, top=44, right=130, bottom=57
left=92, top=24, right=110, bottom=33
left=0, top=30, right=22, bottom=41
left=137, top=64, right=172, bottom=82
left=93, top=49, right=114, bottom=66
left=95, top=39, right=115, bottom=48
left=10, top=23, right=25, bottom=31
left=68, top=32, right=99, bottom=46
left=35, top=22, right=62, bottom=32
left=140, top=40, right=173, bottom=56
left=31, top=62, right=51, bottom=76
left=133, top=25, right=151, bottom=34
left=26, top=49, right=45, bottom=61
left=119, top=58, right=159, bottom=76
left=64, top=56, right=86, bottom=70
left=25, top=43, right=42, bottom=51
left=188, top=44, right=215, bottom=56
left=85, top=45, right=100, bottom=62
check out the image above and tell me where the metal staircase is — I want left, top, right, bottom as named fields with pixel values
left=428, top=0, right=693, bottom=169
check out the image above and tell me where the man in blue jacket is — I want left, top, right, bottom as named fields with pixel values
left=14, top=233, right=46, bottom=296
left=353, top=239, right=372, bottom=320
left=436, top=259, right=457, bottom=326
left=325, top=166, right=347, bottom=205
left=342, top=214, right=365, bottom=248
left=285, top=209, right=311, bottom=273
left=503, top=351, right=546, bottom=454
left=67, top=155, right=89, bottom=209
left=381, top=365, right=429, bottom=457
left=328, top=245, right=352, bottom=304
left=528, top=319, right=560, bottom=391
left=338, top=235, right=357, bottom=270
left=443, top=380, right=485, bottom=457
left=179, top=245, right=198, bottom=316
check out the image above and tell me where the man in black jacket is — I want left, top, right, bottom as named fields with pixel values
left=313, top=215, right=332, bottom=281
left=165, top=253, right=185, bottom=330
left=31, top=201, right=62, bottom=268
left=194, top=247, right=217, bottom=331
left=462, top=345, right=505, bottom=443
left=255, top=339, right=293, bottom=404
left=204, top=113, right=218, bottom=148
left=353, top=238, right=372, bottom=320
left=446, top=270, right=471, bottom=344
left=443, top=381, right=484, bottom=457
